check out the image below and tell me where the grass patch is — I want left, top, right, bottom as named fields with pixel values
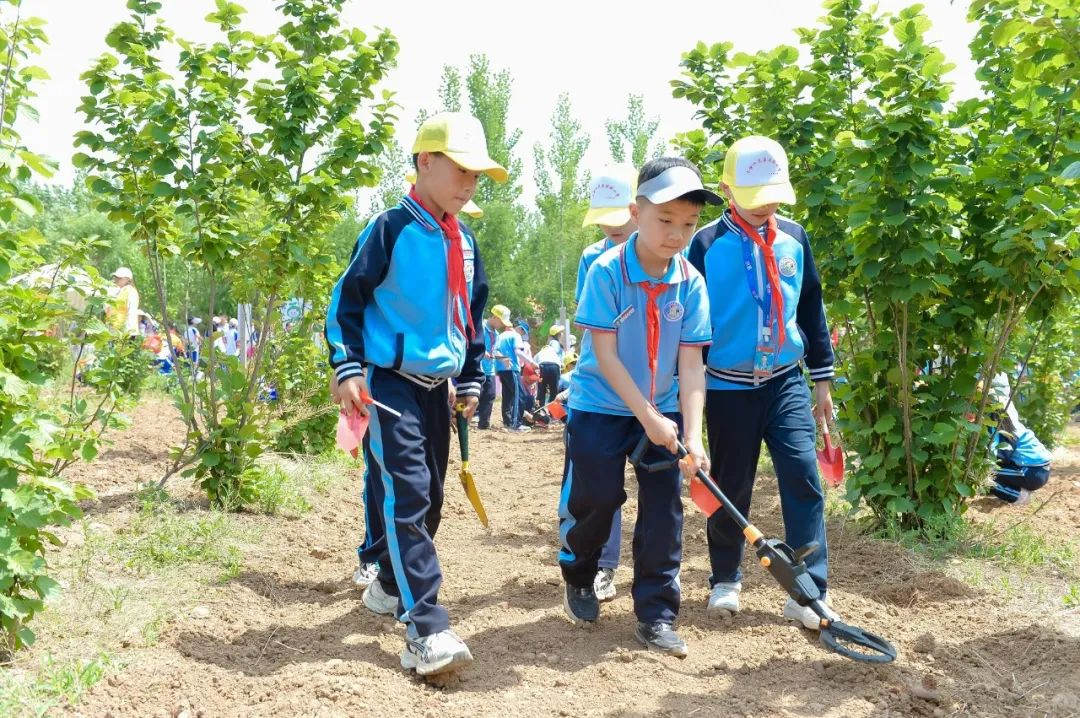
left=111, top=489, right=252, bottom=582
left=877, top=512, right=1077, bottom=574
left=1064, top=582, right=1080, bottom=609
left=246, top=463, right=311, bottom=517
left=755, top=450, right=775, bottom=477
left=272, top=449, right=358, bottom=500
left=0, top=653, right=114, bottom=718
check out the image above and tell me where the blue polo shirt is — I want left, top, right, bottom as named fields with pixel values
left=495, top=329, right=522, bottom=373
left=570, top=234, right=711, bottom=416
left=481, top=321, right=499, bottom=376
left=575, top=238, right=614, bottom=301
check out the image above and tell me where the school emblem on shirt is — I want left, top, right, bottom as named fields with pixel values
left=663, top=300, right=684, bottom=322
left=463, top=243, right=475, bottom=282
left=778, top=256, right=797, bottom=278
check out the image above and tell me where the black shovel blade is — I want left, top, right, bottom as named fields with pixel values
left=820, top=620, right=897, bottom=664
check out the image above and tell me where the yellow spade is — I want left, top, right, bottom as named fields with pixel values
left=454, top=405, right=489, bottom=527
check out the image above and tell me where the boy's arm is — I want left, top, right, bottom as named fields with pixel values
left=325, top=216, right=393, bottom=385
left=677, top=345, right=707, bottom=471
left=794, top=228, right=835, bottom=385
left=678, top=271, right=712, bottom=474
left=577, top=261, right=678, bottom=451
left=592, top=331, right=678, bottom=451
left=456, top=238, right=489, bottom=400
left=517, top=340, right=538, bottom=369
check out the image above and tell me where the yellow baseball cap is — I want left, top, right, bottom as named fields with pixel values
left=583, top=164, right=637, bottom=228
left=412, top=112, right=508, bottom=183
left=490, top=304, right=511, bottom=325
left=721, top=136, right=797, bottom=209
left=406, top=170, right=483, bottom=218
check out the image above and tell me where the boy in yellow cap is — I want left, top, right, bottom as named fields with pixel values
left=406, top=169, right=483, bottom=218
left=687, top=136, right=838, bottom=630
left=327, top=111, right=505, bottom=678
left=574, top=164, right=638, bottom=604
left=477, top=304, right=511, bottom=429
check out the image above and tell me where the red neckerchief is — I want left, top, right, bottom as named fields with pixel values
left=640, top=281, right=669, bottom=404
left=409, top=188, right=474, bottom=338
left=728, top=210, right=785, bottom=349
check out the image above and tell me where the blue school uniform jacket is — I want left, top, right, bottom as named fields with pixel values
left=688, top=212, right=834, bottom=390
left=324, top=195, right=489, bottom=397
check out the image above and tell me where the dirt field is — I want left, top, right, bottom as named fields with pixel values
left=14, top=398, right=1080, bottom=717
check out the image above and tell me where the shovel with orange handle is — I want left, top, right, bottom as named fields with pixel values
left=629, top=434, right=896, bottom=664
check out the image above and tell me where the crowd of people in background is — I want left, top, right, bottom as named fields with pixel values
left=102, top=264, right=256, bottom=376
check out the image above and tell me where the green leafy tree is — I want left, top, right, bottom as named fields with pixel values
left=0, top=1, right=134, bottom=652
left=605, top=94, right=662, bottom=166
left=76, top=0, right=399, bottom=506
left=671, top=0, right=1078, bottom=528
left=528, top=93, right=591, bottom=320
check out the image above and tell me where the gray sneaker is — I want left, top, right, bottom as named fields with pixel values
left=400, top=629, right=474, bottom=676
left=351, top=562, right=379, bottom=587
left=706, top=581, right=741, bottom=616
left=635, top=621, right=689, bottom=658
left=594, top=568, right=617, bottom=602
left=362, top=580, right=398, bottom=616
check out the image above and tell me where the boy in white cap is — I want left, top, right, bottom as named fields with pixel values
left=687, top=136, right=838, bottom=630
left=327, top=111, right=505, bottom=677
left=559, top=157, right=715, bottom=657
left=575, top=165, right=638, bottom=602
left=577, top=165, right=638, bottom=300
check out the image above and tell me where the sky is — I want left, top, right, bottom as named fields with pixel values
left=16, top=0, right=980, bottom=203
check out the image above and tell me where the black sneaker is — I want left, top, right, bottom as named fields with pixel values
left=563, top=584, right=599, bottom=623
left=634, top=621, right=688, bottom=658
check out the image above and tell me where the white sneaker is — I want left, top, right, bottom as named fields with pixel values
left=362, top=580, right=398, bottom=616
left=401, top=629, right=474, bottom=676
left=783, top=596, right=839, bottom=631
left=707, top=581, right=741, bottom=616
left=352, top=562, right=379, bottom=587
left=594, top=568, right=617, bottom=602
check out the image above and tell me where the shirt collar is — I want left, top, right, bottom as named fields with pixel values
left=399, top=195, right=438, bottom=231
left=619, top=233, right=690, bottom=286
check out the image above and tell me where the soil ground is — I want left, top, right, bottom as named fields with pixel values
left=6, top=397, right=1080, bottom=717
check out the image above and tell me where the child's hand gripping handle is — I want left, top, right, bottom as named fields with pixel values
left=628, top=433, right=683, bottom=473
left=454, top=404, right=469, bottom=462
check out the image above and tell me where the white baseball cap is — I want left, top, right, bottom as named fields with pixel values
left=112, top=267, right=133, bottom=280
left=636, top=165, right=723, bottom=206
left=583, top=164, right=637, bottom=228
